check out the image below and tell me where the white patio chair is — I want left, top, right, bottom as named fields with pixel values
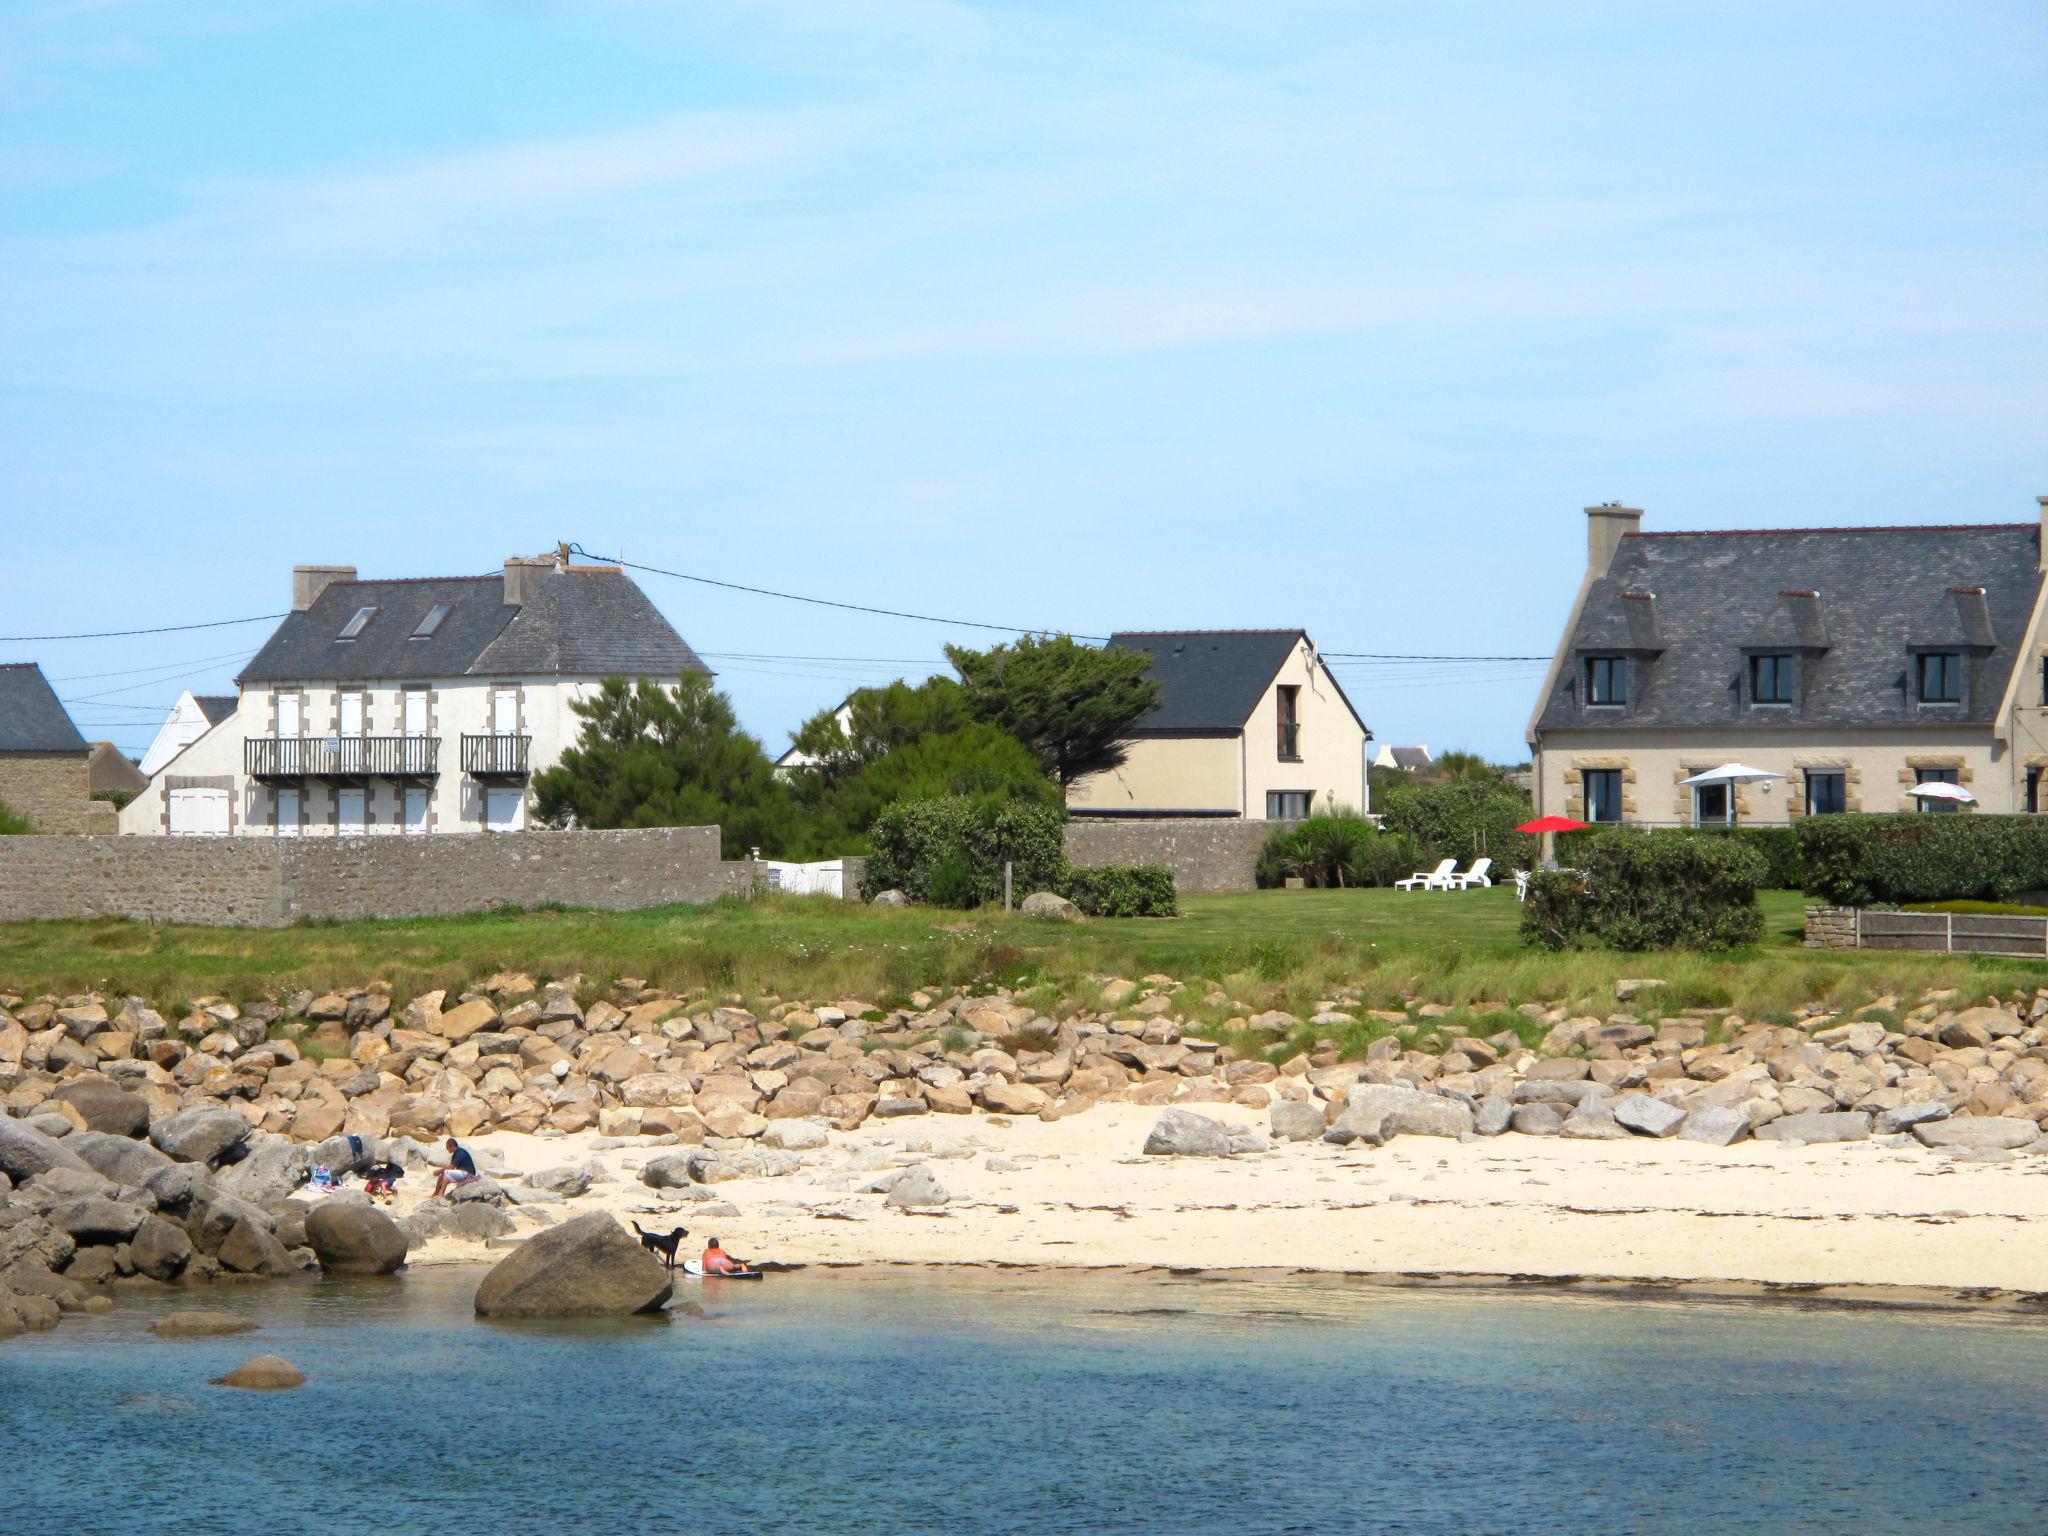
left=1513, top=870, right=1530, bottom=902
left=1450, top=857, right=1493, bottom=890
left=1395, top=858, right=1457, bottom=891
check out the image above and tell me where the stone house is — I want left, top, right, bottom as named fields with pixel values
left=119, top=549, right=706, bottom=837
left=85, top=742, right=148, bottom=800
left=0, top=662, right=115, bottom=833
left=1067, top=630, right=1371, bottom=820
left=1528, top=499, right=2048, bottom=825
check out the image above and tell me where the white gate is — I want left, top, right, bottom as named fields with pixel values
left=168, top=787, right=230, bottom=836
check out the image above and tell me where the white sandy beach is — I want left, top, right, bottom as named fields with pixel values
left=397, top=1105, right=2048, bottom=1299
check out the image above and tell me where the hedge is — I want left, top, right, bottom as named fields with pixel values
left=861, top=797, right=1067, bottom=908
left=1557, top=824, right=1803, bottom=891
left=1798, top=814, right=2048, bottom=906
left=1522, top=830, right=1766, bottom=952
left=1062, top=865, right=1178, bottom=917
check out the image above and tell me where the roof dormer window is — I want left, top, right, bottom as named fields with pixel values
left=411, top=603, right=451, bottom=639
left=1918, top=652, right=1962, bottom=704
left=337, top=606, right=377, bottom=640
left=1586, top=656, right=1626, bottom=706
left=1751, top=653, right=1794, bottom=706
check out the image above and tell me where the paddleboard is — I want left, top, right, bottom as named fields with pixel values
left=681, top=1260, right=763, bottom=1280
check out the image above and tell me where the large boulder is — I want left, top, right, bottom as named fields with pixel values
left=1142, top=1108, right=1232, bottom=1156
left=1874, top=1102, right=1950, bottom=1136
left=212, top=1133, right=310, bottom=1205
left=684, top=1147, right=800, bottom=1184
left=1678, top=1107, right=1751, bottom=1146
left=1612, top=1095, right=1687, bottom=1139
left=472, top=1213, right=673, bottom=1318
left=305, top=1202, right=410, bottom=1276
left=884, top=1164, right=951, bottom=1208
left=216, top=1216, right=296, bottom=1277
left=215, top=1354, right=306, bottom=1390
left=524, top=1164, right=597, bottom=1198
left=1019, top=891, right=1082, bottom=923
left=0, top=1117, right=93, bottom=1183
left=1912, top=1117, right=2040, bottom=1152
left=401, top=1200, right=517, bottom=1244
left=50, top=1077, right=150, bottom=1138
left=129, top=1216, right=193, bottom=1282
left=52, top=1196, right=149, bottom=1245
left=150, top=1108, right=252, bottom=1166
left=1756, top=1111, right=1870, bottom=1144
left=1324, top=1085, right=1469, bottom=1145
left=1269, top=1100, right=1326, bottom=1143
left=64, top=1130, right=173, bottom=1186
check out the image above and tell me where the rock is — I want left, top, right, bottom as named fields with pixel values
left=1755, top=1111, right=1870, bottom=1144
left=524, top=1164, right=597, bottom=1198
left=1512, top=1103, right=1565, bottom=1135
left=870, top=889, right=909, bottom=908
left=401, top=1200, right=516, bottom=1244
left=1269, top=1100, right=1326, bottom=1143
left=1473, top=1094, right=1514, bottom=1137
left=885, top=1163, right=951, bottom=1207
left=1325, top=1085, right=1467, bottom=1146
left=430, top=999, right=499, bottom=1043
left=305, top=1203, right=409, bottom=1276
left=129, top=1216, right=193, bottom=1282
left=212, top=1133, right=310, bottom=1206
left=472, top=1212, right=673, bottom=1318
left=761, top=1121, right=828, bottom=1152
left=0, top=1117, right=93, bottom=1182
left=216, top=1216, right=295, bottom=1277
left=1911, top=1117, right=2040, bottom=1151
left=639, top=1155, right=697, bottom=1191
left=977, top=1081, right=1050, bottom=1116
left=1142, top=1108, right=1232, bottom=1157
left=215, top=1354, right=306, bottom=1390
left=149, top=1108, right=251, bottom=1166
left=53, top=1196, right=149, bottom=1244
left=1019, top=891, right=1082, bottom=923
left=1560, top=1105, right=1631, bottom=1140
left=63, top=1130, right=173, bottom=1186
left=152, top=1311, right=258, bottom=1338
left=1874, top=1102, right=1951, bottom=1136
left=1678, top=1107, right=1751, bottom=1146
left=685, top=1147, right=801, bottom=1184
left=49, top=1077, right=150, bottom=1138
left=1614, top=979, right=1667, bottom=1002
left=1225, top=1129, right=1270, bottom=1155
left=1381, top=1099, right=1475, bottom=1140
left=1612, top=1095, right=1687, bottom=1139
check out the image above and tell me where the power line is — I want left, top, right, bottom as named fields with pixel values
left=1324, top=650, right=1551, bottom=662
left=571, top=543, right=1108, bottom=641
left=0, top=613, right=284, bottom=644
left=47, top=647, right=252, bottom=683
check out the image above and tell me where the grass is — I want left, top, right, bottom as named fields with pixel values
left=3, top=887, right=2045, bottom=1047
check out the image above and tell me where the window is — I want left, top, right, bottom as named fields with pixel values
left=1692, top=783, right=1731, bottom=825
left=1751, top=654, right=1794, bottom=705
left=412, top=603, right=451, bottom=638
left=337, top=606, right=377, bottom=640
left=2040, top=655, right=2048, bottom=706
left=1916, top=766, right=1961, bottom=813
left=1266, top=791, right=1311, bottom=820
left=1586, top=657, right=1625, bottom=706
left=1918, top=652, right=1962, bottom=703
left=1584, top=768, right=1623, bottom=824
left=2028, top=768, right=2041, bottom=816
left=338, top=690, right=364, bottom=737
left=1805, top=771, right=1846, bottom=816
left=1276, top=685, right=1301, bottom=760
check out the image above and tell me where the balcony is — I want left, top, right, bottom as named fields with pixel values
left=462, top=733, right=532, bottom=779
left=245, top=736, right=439, bottom=780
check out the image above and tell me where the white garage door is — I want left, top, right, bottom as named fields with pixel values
left=168, top=787, right=230, bottom=836
left=484, top=788, right=525, bottom=832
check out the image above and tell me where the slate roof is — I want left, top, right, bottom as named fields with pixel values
left=1383, top=746, right=1433, bottom=770
left=1108, top=630, right=1366, bottom=735
left=1535, top=525, right=2044, bottom=731
left=238, top=567, right=706, bottom=685
left=194, top=695, right=237, bottom=725
left=0, top=662, right=88, bottom=753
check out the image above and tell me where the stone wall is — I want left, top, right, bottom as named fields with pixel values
left=1063, top=818, right=1293, bottom=893
left=0, top=753, right=116, bottom=835
left=1804, top=906, right=1858, bottom=949
left=0, top=826, right=746, bottom=928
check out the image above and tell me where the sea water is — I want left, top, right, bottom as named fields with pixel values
left=2, top=1269, right=2044, bottom=1535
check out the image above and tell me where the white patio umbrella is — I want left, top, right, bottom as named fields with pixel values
left=1908, top=781, right=1976, bottom=805
left=1677, top=762, right=1785, bottom=825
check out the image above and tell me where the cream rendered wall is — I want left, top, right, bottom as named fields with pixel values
left=1533, top=727, right=2009, bottom=825
left=1067, top=736, right=1241, bottom=815
left=118, top=707, right=244, bottom=836
left=1241, top=641, right=1368, bottom=817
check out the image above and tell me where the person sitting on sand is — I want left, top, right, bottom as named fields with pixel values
left=432, top=1138, right=479, bottom=1199
left=700, top=1237, right=751, bottom=1275
left=362, top=1161, right=404, bottom=1201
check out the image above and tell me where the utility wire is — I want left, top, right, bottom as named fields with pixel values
left=0, top=614, right=284, bottom=643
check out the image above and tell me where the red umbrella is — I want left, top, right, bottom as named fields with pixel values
left=1517, top=815, right=1589, bottom=834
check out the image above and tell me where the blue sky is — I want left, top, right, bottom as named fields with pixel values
left=5, top=1, right=2044, bottom=762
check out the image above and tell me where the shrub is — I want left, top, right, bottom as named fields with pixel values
left=1521, top=831, right=1766, bottom=952
left=1556, top=824, right=1804, bottom=890
left=1798, top=814, right=2048, bottom=906
left=1377, top=779, right=1536, bottom=876
left=0, top=798, right=31, bottom=835
left=1255, top=812, right=1417, bottom=888
left=1062, top=865, right=1178, bottom=918
left=861, top=796, right=1066, bottom=908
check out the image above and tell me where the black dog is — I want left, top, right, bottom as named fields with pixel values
left=632, top=1222, right=689, bottom=1270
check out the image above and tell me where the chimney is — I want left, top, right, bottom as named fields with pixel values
left=1586, top=503, right=1643, bottom=575
left=2037, top=496, right=2047, bottom=572
left=292, top=564, right=356, bottom=611
left=503, top=554, right=557, bottom=607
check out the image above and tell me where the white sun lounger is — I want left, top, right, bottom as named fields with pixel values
left=1395, top=858, right=1457, bottom=891
left=1449, top=857, right=1493, bottom=890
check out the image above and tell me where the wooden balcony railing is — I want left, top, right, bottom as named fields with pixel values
left=245, top=736, right=439, bottom=779
left=462, top=733, right=532, bottom=778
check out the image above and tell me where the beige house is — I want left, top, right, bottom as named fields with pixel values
left=1529, top=499, right=2048, bottom=825
left=1068, top=630, right=1370, bottom=820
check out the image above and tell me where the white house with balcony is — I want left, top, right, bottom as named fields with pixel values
left=119, top=550, right=706, bottom=837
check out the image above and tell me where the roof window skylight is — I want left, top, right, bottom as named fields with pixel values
left=337, top=606, right=377, bottom=640
left=412, top=603, right=452, bottom=639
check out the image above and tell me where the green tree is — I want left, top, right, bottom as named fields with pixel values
left=784, top=723, right=1057, bottom=858
left=532, top=675, right=792, bottom=856
left=944, top=634, right=1159, bottom=785
left=785, top=677, right=968, bottom=786
left=1432, top=749, right=1512, bottom=785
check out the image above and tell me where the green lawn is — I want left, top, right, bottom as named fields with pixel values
left=0, top=887, right=2034, bottom=1041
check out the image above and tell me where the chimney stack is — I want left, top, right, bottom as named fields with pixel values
left=292, top=564, right=356, bottom=611
left=503, top=554, right=557, bottom=607
left=1586, top=504, right=1643, bottom=576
